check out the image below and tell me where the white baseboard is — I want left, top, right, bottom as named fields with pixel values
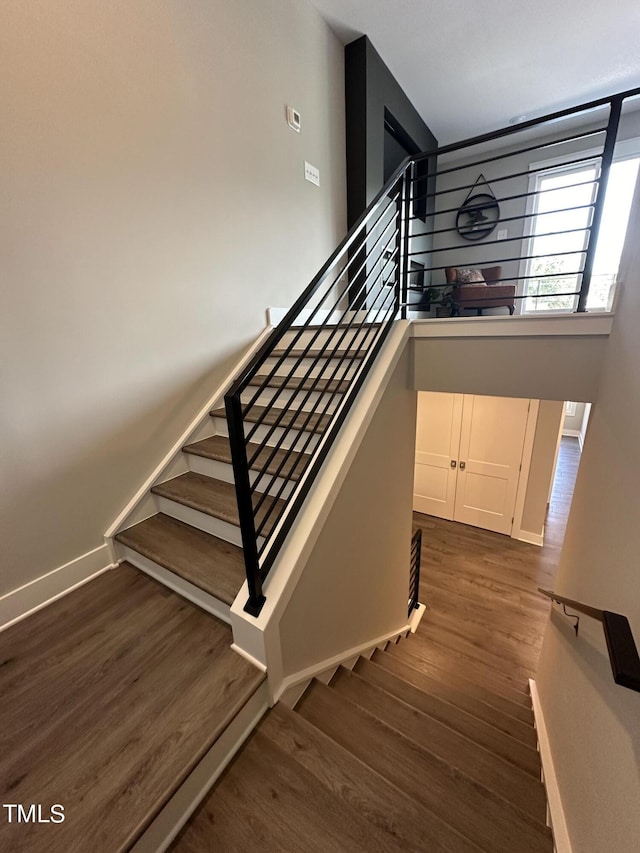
left=529, top=678, right=573, bottom=853
left=273, top=623, right=410, bottom=704
left=0, top=544, right=115, bottom=633
left=515, top=529, right=544, bottom=547
left=563, top=428, right=585, bottom=451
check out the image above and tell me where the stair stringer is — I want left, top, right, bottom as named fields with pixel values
left=104, top=326, right=274, bottom=563
left=228, top=320, right=415, bottom=704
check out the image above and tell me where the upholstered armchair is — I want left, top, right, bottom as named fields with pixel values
left=445, top=266, right=516, bottom=316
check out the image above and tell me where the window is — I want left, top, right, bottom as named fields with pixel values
left=590, top=157, right=640, bottom=310
left=521, top=145, right=639, bottom=313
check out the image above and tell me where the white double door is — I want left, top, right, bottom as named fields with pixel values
left=414, top=392, right=530, bottom=535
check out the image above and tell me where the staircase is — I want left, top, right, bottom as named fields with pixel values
left=172, top=635, right=553, bottom=853
left=113, top=323, right=380, bottom=619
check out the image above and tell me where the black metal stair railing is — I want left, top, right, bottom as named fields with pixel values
left=225, top=85, right=640, bottom=617
left=409, top=529, right=422, bottom=617
left=225, top=169, right=414, bottom=615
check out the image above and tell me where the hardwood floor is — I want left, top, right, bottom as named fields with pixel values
left=0, top=564, right=265, bottom=853
left=413, top=436, right=581, bottom=691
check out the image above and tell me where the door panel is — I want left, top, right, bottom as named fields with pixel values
left=454, top=396, right=530, bottom=534
left=413, top=392, right=462, bottom=519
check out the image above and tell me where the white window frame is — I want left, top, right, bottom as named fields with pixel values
left=519, top=137, right=640, bottom=314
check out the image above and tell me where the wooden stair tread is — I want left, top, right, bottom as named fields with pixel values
left=270, top=347, right=367, bottom=360
left=421, top=604, right=542, bottom=673
left=0, top=564, right=265, bottom=853
left=402, top=631, right=533, bottom=706
left=247, top=373, right=350, bottom=394
left=151, top=472, right=284, bottom=537
left=183, top=434, right=310, bottom=482
left=115, top=513, right=245, bottom=605
left=297, top=681, right=553, bottom=853
left=412, top=621, right=535, bottom=693
left=173, top=726, right=407, bottom=853
left=261, top=704, right=482, bottom=853
left=210, top=405, right=331, bottom=434
left=354, top=657, right=540, bottom=775
left=384, top=641, right=534, bottom=724
left=372, top=649, right=537, bottom=744
left=330, top=667, right=546, bottom=820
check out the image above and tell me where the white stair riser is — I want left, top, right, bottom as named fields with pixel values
left=280, top=326, right=378, bottom=348
left=154, top=496, right=267, bottom=550
left=243, top=385, right=341, bottom=414
left=262, top=355, right=362, bottom=379
left=186, top=453, right=296, bottom=501
left=115, top=544, right=232, bottom=624
left=212, top=416, right=323, bottom=453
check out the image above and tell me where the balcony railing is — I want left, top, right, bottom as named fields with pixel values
left=225, top=86, right=640, bottom=616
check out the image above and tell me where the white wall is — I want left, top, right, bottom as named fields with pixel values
left=563, top=402, right=587, bottom=433
left=0, top=0, right=346, bottom=595
left=412, top=335, right=606, bottom=402
left=278, top=349, right=416, bottom=677
left=536, top=183, right=640, bottom=851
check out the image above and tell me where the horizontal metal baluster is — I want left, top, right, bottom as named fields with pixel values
left=405, top=202, right=598, bottom=242
left=411, top=247, right=587, bottom=276
left=408, top=178, right=599, bottom=223
left=409, top=149, right=607, bottom=204
left=419, top=225, right=591, bottom=257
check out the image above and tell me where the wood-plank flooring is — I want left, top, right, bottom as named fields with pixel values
left=0, top=563, right=265, bottom=853
left=413, top=436, right=580, bottom=691
left=170, top=439, right=579, bottom=853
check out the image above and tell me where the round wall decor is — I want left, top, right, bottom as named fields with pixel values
left=456, top=175, right=500, bottom=241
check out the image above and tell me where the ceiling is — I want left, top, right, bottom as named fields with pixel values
left=308, top=0, right=640, bottom=145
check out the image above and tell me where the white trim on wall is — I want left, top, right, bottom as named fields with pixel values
left=529, top=678, right=574, bottom=853
left=515, top=529, right=544, bottom=547
left=0, top=545, right=115, bottom=633
left=273, top=623, right=411, bottom=704
left=512, top=399, right=540, bottom=543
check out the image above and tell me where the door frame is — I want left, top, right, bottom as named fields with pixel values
left=511, top=399, right=541, bottom=544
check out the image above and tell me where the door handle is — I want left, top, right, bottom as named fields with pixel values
left=460, top=461, right=466, bottom=470
left=451, top=460, right=457, bottom=468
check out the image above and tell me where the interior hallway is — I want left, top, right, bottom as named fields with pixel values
left=411, top=437, right=581, bottom=694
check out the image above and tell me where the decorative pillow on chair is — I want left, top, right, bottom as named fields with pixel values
left=456, top=268, right=486, bottom=286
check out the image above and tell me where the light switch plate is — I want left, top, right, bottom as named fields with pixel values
left=496, top=229, right=508, bottom=240
left=286, top=106, right=301, bottom=132
left=304, top=161, right=320, bottom=187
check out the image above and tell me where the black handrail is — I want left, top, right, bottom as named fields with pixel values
left=223, top=87, right=635, bottom=616
left=539, top=589, right=640, bottom=693
left=409, top=529, right=422, bottom=617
